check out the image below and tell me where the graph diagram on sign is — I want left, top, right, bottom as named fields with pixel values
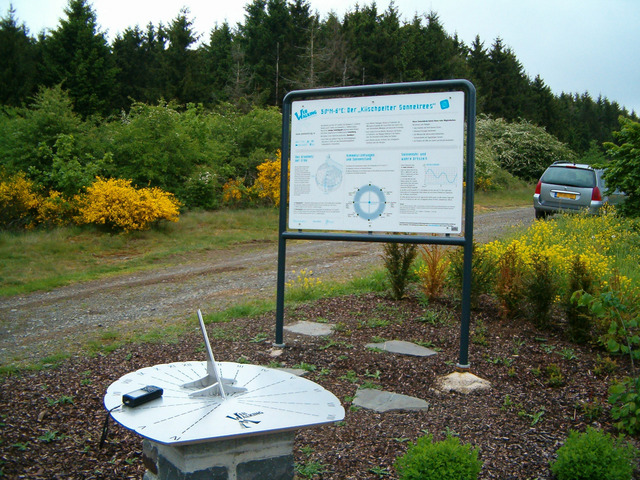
left=423, top=166, right=459, bottom=187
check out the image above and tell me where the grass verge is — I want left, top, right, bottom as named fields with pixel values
left=0, top=208, right=279, bottom=297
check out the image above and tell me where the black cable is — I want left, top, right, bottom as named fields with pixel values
left=99, top=404, right=122, bottom=449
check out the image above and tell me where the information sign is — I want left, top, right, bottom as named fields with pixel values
left=289, top=91, right=465, bottom=234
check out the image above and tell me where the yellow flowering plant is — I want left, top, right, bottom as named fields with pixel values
left=285, top=268, right=323, bottom=302
left=251, top=150, right=289, bottom=207
left=0, top=172, right=40, bottom=229
left=480, top=209, right=640, bottom=329
left=222, top=178, right=250, bottom=206
left=75, top=177, right=181, bottom=232
left=415, top=244, right=450, bottom=301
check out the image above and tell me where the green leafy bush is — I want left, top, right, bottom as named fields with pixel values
left=447, top=243, right=497, bottom=308
left=394, top=434, right=482, bottom=480
left=477, top=115, right=576, bottom=181
left=604, top=117, right=640, bottom=218
left=0, top=85, right=86, bottom=179
left=523, top=253, right=559, bottom=328
left=566, top=255, right=595, bottom=343
left=382, top=242, right=418, bottom=300
left=495, top=243, right=526, bottom=319
left=550, top=427, right=637, bottom=480
left=609, top=376, right=640, bottom=436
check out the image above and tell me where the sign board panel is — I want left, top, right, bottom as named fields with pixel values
left=289, top=91, right=465, bottom=234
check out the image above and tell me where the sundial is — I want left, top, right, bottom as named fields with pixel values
left=104, top=310, right=345, bottom=445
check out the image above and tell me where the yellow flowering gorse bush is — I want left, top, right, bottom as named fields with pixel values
left=481, top=210, right=635, bottom=300
left=0, top=173, right=40, bottom=228
left=222, top=178, right=247, bottom=205
left=75, top=177, right=180, bottom=232
left=222, top=151, right=289, bottom=207
left=252, top=150, right=289, bottom=206
left=35, top=190, right=72, bottom=227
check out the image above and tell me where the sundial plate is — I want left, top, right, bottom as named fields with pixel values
left=104, top=361, right=345, bottom=445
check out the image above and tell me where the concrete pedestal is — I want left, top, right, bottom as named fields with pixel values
left=142, top=431, right=295, bottom=480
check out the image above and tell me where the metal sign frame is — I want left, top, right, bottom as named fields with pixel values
left=275, top=80, right=476, bottom=370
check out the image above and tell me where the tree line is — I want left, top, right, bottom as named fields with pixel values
left=0, top=0, right=637, bottom=157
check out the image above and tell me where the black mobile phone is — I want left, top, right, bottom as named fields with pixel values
left=122, top=385, right=163, bottom=407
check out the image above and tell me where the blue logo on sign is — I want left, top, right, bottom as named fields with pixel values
left=440, top=99, right=450, bottom=110
left=295, top=108, right=318, bottom=121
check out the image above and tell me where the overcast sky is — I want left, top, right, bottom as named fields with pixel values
left=3, top=0, right=639, bottom=114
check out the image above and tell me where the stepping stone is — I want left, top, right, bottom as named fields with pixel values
left=436, top=372, right=492, bottom=394
left=365, top=340, right=437, bottom=357
left=353, top=388, right=430, bottom=413
left=284, top=321, right=334, bottom=337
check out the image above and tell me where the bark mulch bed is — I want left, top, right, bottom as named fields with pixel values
left=0, top=292, right=634, bottom=479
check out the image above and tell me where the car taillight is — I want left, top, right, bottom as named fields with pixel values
left=535, top=180, right=542, bottom=195
left=592, top=186, right=602, bottom=201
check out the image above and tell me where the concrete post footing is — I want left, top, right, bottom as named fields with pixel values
left=141, top=430, right=296, bottom=480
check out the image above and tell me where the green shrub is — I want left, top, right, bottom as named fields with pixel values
left=382, top=242, right=418, bottom=300
left=523, top=252, right=559, bottom=328
left=415, top=244, right=450, bottom=301
left=448, top=243, right=497, bottom=308
left=179, top=168, right=222, bottom=210
left=550, top=427, right=637, bottom=480
left=566, top=255, right=595, bottom=343
left=495, top=243, right=526, bottom=319
left=603, top=117, right=640, bottom=218
left=477, top=115, right=577, bottom=182
left=394, top=434, right=482, bottom=480
left=609, top=376, right=640, bottom=436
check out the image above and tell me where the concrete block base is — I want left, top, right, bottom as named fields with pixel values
left=142, top=431, right=295, bottom=480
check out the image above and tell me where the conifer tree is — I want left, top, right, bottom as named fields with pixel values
left=112, top=26, right=148, bottom=109
left=40, top=0, right=116, bottom=117
left=204, top=22, right=234, bottom=103
left=164, top=8, right=204, bottom=104
left=0, top=6, right=38, bottom=106
left=485, top=37, right=529, bottom=121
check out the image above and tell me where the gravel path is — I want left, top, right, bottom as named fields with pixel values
left=0, top=207, right=532, bottom=366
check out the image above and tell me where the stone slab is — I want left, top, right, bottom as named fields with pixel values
left=352, top=388, right=430, bottom=413
left=436, top=372, right=492, bottom=394
left=365, top=340, right=437, bottom=357
left=284, top=321, right=334, bottom=337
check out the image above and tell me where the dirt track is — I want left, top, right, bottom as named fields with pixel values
left=0, top=207, right=533, bottom=366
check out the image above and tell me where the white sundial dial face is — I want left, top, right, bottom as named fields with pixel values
left=104, top=361, right=344, bottom=445
left=104, top=312, right=345, bottom=445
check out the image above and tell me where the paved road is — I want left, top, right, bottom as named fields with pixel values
left=0, top=207, right=533, bottom=365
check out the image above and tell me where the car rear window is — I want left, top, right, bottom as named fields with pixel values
left=541, top=167, right=596, bottom=188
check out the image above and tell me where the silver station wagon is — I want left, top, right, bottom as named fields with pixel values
left=533, top=162, right=624, bottom=219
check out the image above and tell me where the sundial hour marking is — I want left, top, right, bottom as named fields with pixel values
left=152, top=403, right=222, bottom=425
left=179, top=404, right=222, bottom=435
left=243, top=379, right=287, bottom=394
left=238, top=401, right=321, bottom=417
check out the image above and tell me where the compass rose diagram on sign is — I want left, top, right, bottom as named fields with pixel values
left=352, top=183, right=386, bottom=221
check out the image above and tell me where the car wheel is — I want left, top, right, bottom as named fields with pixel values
left=535, top=209, right=547, bottom=220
